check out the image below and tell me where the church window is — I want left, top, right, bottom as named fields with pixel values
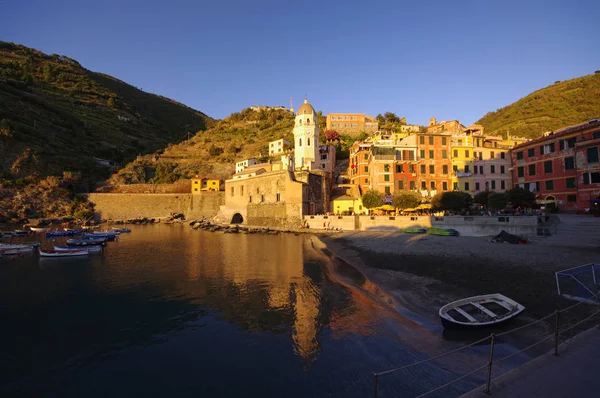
left=307, top=118, right=310, bottom=124
left=276, top=193, right=281, bottom=201
left=299, top=138, right=302, bottom=146
left=308, top=138, right=311, bottom=146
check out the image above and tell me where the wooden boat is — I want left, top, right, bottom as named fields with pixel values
left=0, top=243, right=40, bottom=253
left=54, top=245, right=102, bottom=253
left=39, top=249, right=89, bottom=257
left=427, top=228, right=459, bottom=236
left=439, top=293, right=525, bottom=329
left=402, top=227, right=427, bottom=234
left=66, top=237, right=107, bottom=246
left=46, top=229, right=84, bottom=237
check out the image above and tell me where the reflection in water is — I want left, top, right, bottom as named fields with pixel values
left=0, top=226, right=497, bottom=397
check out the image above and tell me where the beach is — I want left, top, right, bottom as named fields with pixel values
left=318, top=231, right=600, bottom=325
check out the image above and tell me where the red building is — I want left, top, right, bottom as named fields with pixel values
left=511, top=119, right=600, bottom=212
left=349, top=141, right=373, bottom=192
left=394, top=134, right=419, bottom=192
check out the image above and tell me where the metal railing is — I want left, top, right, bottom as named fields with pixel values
left=372, top=294, right=600, bottom=397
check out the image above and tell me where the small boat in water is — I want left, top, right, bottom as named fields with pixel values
left=107, top=227, right=131, bottom=233
left=39, top=249, right=89, bottom=257
left=66, top=237, right=107, bottom=246
left=54, top=245, right=102, bottom=253
left=0, top=243, right=41, bottom=254
left=29, top=226, right=52, bottom=233
left=86, top=232, right=118, bottom=241
left=439, top=293, right=525, bottom=329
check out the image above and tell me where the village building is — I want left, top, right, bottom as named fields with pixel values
left=268, top=139, right=290, bottom=156
left=416, top=131, right=453, bottom=198
left=219, top=99, right=334, bottom=227
left=511, top=119, right=600, bottom=212
left=326, top=113, right=379, bottom=135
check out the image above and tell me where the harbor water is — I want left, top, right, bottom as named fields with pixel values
left=0, top=225, right=520, bottom=397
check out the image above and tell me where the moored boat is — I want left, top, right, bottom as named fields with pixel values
left=30, top=226, right=52, bottom=232
left=439, top=293, right=525, bottom=329
left=66, top=237, right=107, bottom=246
left=107, top=227, right=131, bottom=233
left=0, top=243, right=41, bottom=253
left=54, top=245, right=102, bottom=253
left=46, top=229, right=84, bottom=237
left=39, top=249, right=89, bottom=257
left=86, top=232, right=118, bottom=241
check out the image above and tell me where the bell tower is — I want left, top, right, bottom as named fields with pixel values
left=293, top=98, right=320, bottom=170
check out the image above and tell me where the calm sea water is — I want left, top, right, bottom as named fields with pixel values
left=0, top=225, right=524, bottom=397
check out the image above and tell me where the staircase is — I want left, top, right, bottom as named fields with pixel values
left=533, top=215, right=600, bottom=249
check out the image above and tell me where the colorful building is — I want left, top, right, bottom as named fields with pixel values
left=511, top=119, right=600, bottom=212
left=349, top=141, right=373, bottom=192
left=330, top=184, right=364, bottom=215
left=394, top=134, right=419, bottom=192
left=416, top=132, right=453, bottom=198
left=326, top=113, right=379, bottom=135
left=269, top=139, right=290, bottom=156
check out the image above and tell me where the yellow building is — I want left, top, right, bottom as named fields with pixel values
left=330, top=184, right=364, bottom=215
left=451, top=133, right=475, bottom=192
left=191, top=178, right=223, bottom=193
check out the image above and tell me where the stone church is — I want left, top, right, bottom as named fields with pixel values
left=218, top=99, right=336, bottom=227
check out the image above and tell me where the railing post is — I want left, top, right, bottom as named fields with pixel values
left=373, top=373, right=378, bottom=398
left=484, top=334, right=495, bottom=395
left=554, top=310, right=560, bottom=356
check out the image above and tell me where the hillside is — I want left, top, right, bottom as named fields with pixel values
left=477, top=72, right=600, bottom=138
left=0, top=41, right=213, bottom=184
left=107, top=107, right=297, bottom=186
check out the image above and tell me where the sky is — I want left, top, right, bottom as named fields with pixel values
left=2, top=0, right=599, bottom=125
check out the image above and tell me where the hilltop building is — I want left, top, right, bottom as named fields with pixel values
left=269, top=139, right=290, bottom=156
left=326, top=113, right=379, bottom=135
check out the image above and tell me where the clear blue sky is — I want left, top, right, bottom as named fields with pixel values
left=2, top=0, right=599, bottom=125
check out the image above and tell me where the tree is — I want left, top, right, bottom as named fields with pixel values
left=208, top=144, right=223, bottom=157
left=393, top=190, right=421, bottom=210
left=362, top=189, right=384, bottom=209
left=432, top=191, right=473, bottom=212
left=506, top=187, right=536, bottom=208
left=473, top=191, right=491, bottom=207
left=384, top=112, right=400, bottom=124
left=376, top=114, right=385, bottom=124
left=487, top=191, right=508, bottom=210
left=324, top=129, right=340, bottom=142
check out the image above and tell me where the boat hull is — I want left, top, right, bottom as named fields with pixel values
left=439, top=293, right=525, bottom=329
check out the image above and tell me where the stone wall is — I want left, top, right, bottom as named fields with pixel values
left=304, top=215, right=547, bottom=237
left=87, top=192, right=224, bottom=221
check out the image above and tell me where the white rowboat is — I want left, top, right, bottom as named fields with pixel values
left=39, top=249, right=89, bottom=258
left=439, top=293, right=525, bottom=328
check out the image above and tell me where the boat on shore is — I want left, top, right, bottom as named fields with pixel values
left=39, top=249, right=89, bottom=258
left=439, top=293, right=525, bottom=329
left=54, top=245, right=102, bottom=253
left=402, top=227, right=427, bottom=234
left=427, top=228, right=459, bottom=236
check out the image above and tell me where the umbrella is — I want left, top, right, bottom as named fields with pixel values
left=380, top=204, right=395, bottom=211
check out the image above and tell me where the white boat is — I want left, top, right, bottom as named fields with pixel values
left=439, top=293, right=525, bottom=329
left=0, top=243, right=40, bottom=253
left=54, top=245, right=102, bottom=253
left=39, top=249, right=89, bottom=258
left=29, top=226, right=52, bottom=232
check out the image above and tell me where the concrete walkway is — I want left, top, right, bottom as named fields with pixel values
left=461, top=326, right=600, bottom=398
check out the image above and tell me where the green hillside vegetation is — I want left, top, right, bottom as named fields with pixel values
left=108, top=108, right=355, bottom=186
left=0, top=41, right=213, bottom=183
left=477, top=72, right=600, bottom=138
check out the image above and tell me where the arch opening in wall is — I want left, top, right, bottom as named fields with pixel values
left=231, top=213, right=244, bottom=224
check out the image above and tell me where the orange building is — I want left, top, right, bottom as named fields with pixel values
left=349, top=141, right=373, bottom=192
left=326, top=113, right=379, bottom=135
left=416, top=132, right=453, bottom=198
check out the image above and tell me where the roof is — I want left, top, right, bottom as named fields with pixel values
left=331, top=185, right=361, bottom=200
left=512, top=119, right=600, bottom=150
left=297, top=99, right=316, bottom=115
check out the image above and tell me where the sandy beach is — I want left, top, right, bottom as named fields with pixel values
left=318, top=231, right=600, bottom=328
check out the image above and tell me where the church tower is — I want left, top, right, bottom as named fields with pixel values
left=293, top=98, right=320, bottom=170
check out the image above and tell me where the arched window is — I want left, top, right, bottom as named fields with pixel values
left=308, top=138, right=311, bottom=146
left=299, top=138, right=302, bottom=146
left=307, top=118, right=310, bottom=124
